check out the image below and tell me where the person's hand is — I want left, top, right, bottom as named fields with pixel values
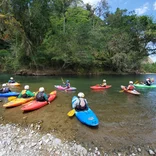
left=48, top=101, right=50, bottom=104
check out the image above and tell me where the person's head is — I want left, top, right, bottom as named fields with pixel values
left=78, top=92, right=85, bottom=98
left=10, top=77, right=13, bottom=80
left=103, top=79, right=106, bottom=82
left=24, top=85, right=29, bottom=90
left=39, top=87, right=44, bottom=92
left=129, top=81, right=133, bottom=84
left=2, top=83, right=6, bottom=87
left=66, top=80, right=69, bottom=83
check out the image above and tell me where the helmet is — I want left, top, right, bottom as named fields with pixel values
left=2, top=83, right=6, bottom=87
left=10, top=77, right=13, bottom=80
left=24, top=85, right=29, bottom=90
left=129, top=81, right=133, bottom=84
left=39, top=87, right=44, bottom=92
left=78, top=92, right=85, bottom=98
left=103, top=79, right=106, bottom=82
left=66, top=80, right=69, bottom=83
left=146, top=78, right=149, bottom=81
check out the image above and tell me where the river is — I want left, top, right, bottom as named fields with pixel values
left=0, top=74, right=156, bottom=153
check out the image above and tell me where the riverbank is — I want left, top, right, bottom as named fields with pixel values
left=0, top=122, right=156, bottom=156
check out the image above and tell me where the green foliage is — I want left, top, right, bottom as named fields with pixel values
left=141, top=63, right=156, bottom=73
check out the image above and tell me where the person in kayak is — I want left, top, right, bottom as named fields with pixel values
left=0, top=84, right=11, bottom=93
left=145, top=78, right=152, bottom=86
left=73, top=92, right=88, bottom=111
left=127, top=81, right=135, bottom=90
left=36, top=87, right=50, bottom=104
left=101, top=79, right=107, bottom=87
left=8, top=77, right=15, bottom=83
left=18, top=85, right=35, bottom=98
left=64, top=80, right=70, bottom=89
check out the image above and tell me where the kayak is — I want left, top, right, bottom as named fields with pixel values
left=0, top=92, right=19, bottom=97
left=90, top=85, right=112, bottom=90
left=3, top=97, right=35, bottom=108
left=6, top=82, right=21, bottom=86
left=54, top=85, right=76, bottom=91
left=134, top=84, right=156, bottom=88
left=72, top=96, right=99, bottom=126
left=21, top=91, right=57, bottom=111
left=121, top=85, right=140, bottom=95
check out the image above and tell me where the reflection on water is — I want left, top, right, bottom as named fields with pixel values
left=0, top=74, right=156, bottom=151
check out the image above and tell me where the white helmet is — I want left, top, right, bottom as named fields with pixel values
left=103, top=79, right=106, bottom=82
left=39, top=87, right=44, bottom=92
left=10, top=77, right=13, bottom=80
left=129, top=81, right=133, bottom=84
left=78, top=92, right=85, bottom=98
left=2, top=83, right=6, bottom=87
left=24, top=85, right=29, bottom=90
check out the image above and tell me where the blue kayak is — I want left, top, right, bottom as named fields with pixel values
left=72, top=96, right=99, bottom=127
left=0, top=92, right=19, bottom=97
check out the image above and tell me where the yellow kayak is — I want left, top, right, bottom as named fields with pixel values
left=3, top=97, right=35, bottom=108
left=7, top=82, right=21, bottom=86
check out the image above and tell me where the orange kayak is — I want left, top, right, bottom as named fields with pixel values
left=3, top=97, right=35, bottom=108
left=7, top=82, right=21, bottom=86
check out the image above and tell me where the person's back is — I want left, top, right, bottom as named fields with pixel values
left=36, top=87, right=50, bottom=103
left=0, top=84, right=11, bottom=93
left=18, top=85, right=35, bottom=98
left=74, top=92, right=88, bottom=111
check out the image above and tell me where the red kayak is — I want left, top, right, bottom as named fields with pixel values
left=21, top=91, right=57, bottom=111
left=121, top=85, right=140, bottom=95
left=90, top=85, right=112, bottom=90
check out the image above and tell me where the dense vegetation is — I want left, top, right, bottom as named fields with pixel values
left=0, top=0, right=156, bottom=74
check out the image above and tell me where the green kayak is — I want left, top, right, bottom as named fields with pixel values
left=134, top=84, right=156, bottom=88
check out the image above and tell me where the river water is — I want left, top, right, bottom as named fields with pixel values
left=0, top=74, right=156, bottom=152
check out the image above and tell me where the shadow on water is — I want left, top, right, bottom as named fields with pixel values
left=0, top=74, right=156, bottom=152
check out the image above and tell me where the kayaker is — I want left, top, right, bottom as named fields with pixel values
left=36, top=87, right=50, bottom=104
left=145, top=78, right=152, bottom=86
left=101, top=79, right=107, bottom=87
left=8, top=77, right=15, bottom=83
left=127, top=81, right=135, bottom=90
left=18, top=85, right=35, bottom=98
left=64, top=80, right=70, bottom=89
left=0, top=84, right=11, bottom=93
left=73, top=92, right=88, bottom=111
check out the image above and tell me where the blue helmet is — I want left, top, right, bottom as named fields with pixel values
left=66, top=80, right=69, bottom=83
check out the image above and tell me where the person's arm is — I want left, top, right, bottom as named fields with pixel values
left=18, top=93, right=22, bottom=98
left=44, top=93, right=50, bottom=104
left=27, top=90, right=35, bottom=97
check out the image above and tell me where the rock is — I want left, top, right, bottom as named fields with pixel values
left=149, top=149, right=155, bottom=155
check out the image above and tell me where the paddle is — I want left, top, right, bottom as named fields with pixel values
left=67, top=109, right=75, bottom=117
left=8, top=96, right=17, bottom=101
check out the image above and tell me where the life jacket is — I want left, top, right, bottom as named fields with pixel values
left=128, top=85, right=134, bottom=90
left=76, top=98, right=87, bottom=111
left=66, top=83, right=70, bottom=88
left=2, top=87, right=10, bottom=93
left=10, top=80, right=15, bottom=83
left=21, top=90, right=28, bottom=98
left=36, top=92, right=45, bottom=101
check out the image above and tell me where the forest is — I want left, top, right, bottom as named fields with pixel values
left=0, top=0, right=156, bottom=74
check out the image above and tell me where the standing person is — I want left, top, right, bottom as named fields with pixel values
left=101, top=79, right=107, bottom=87
left=18, top=85, right=35, bottom=98
left=8, top=77, right=15, bottom=83
left=36, top=87, right=50, bottom=104
left=127, top=81, right=135, bottom=90
left=0, top=84, right=11, bottom=93
left=73, top=92, right=88, bottom=111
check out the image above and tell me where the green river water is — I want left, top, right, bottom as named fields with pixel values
left=0, top=74, right=156, bottom=152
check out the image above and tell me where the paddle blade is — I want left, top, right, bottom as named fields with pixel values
left=67, top=109, right=75, bottom=117
left=8, top=96, right=17, bottom=101
left=119, top=90, right=124, bottom=92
